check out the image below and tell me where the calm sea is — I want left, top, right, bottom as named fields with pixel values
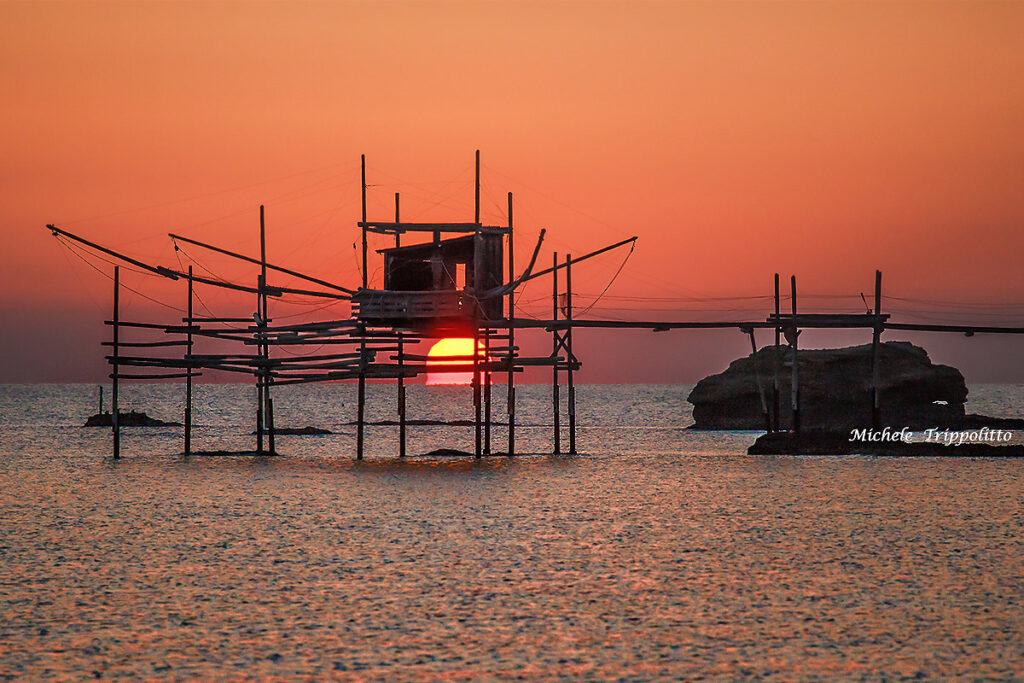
left=1, top=383, right=1022, bottom=679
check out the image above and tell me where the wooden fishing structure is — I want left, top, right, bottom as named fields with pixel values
left=46, top=151, right=1024, bottom=460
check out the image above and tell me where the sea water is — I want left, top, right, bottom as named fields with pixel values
left=1, top=384, right=1022, bottom=678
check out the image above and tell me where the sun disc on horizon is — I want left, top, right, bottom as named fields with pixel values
left=426, top=338, right=486, bottom=386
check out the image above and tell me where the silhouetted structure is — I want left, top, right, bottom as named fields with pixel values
left=45, top=151, right=1024, bottom=460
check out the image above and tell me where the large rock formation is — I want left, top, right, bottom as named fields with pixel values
left=688, top=341, right=968, bottom=430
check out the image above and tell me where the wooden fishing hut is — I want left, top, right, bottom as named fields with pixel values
left=47, top=151, right=621, bottom=460
left=348, top=150, right=586, bottom=459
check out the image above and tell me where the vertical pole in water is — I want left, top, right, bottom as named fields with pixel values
left=484, top=328, right=492, bottom=454
left=357, top=155, right=367, bottom=461
left=185, top=266, right=193, bottom=455
left=566, top=254, right=576, bottom=455
left=254, top=206, right=266, bottom=454
left=552, top=251, right=560, bottom=454
left=473, top=317, right=482, bottom=459
left=790, top=275, right=800, bottom=434
left=261, top=205, right=274, bottom=455
left=473, top=152, right=482, bottom=459
left=356, top=327, right=366, bottom=461
left=112, top=265, right=120, bottom=459
left=98, top=386, right=103, bottom=415
left=773, top=273, right=781, bottom=433
left=748, top=328, right=770, bottom=432
left=255, top=279, right=264, bottom=454
left=871, top=270, right=882, bottom=430
left=506, top=192, right=516, bottom=457
left=395, top=192, right=406, bottom=458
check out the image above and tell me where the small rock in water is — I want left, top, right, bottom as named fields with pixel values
left=83, top=410, right=181, bottom=427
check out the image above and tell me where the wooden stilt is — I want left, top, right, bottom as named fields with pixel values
left=506, top=192, right=516, bottom=457
left=255, top=280, right=264, bottom=455
left=773, top=273, right=781, bottom=432
left=185, top=266, right=193, bottom=455
left=267, top=397, right=275, bottom=454
left=473, top=156, right=484, bottom=458
left=356, top=371, right=366, bottom=461
left=484, top=329, right=492, bottom=454
left=747, top=328, right=770, bottom=432
left=566, top=254, right=576, bottom=455
left=552, top=251, right=560, bottom=454
left=98, top=386, right=103, bottom=415
left=261, top=206, right=274, bottom=455
left=871, top=269, right=882, bottom=429
left=473, top=320, right=482, bottom=459
left=790, top=275, right=800, bottom=434
left=357, top=154, right=368, bottom=461
left=395, top=192, right=406, bottom=458
left=112, top=265, right=120, bottom=459
left=398, top=340, right=407, bottom=458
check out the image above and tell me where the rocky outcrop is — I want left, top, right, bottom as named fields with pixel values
left=688, top=341, right=968, bottom=430
left=84, top=410, right=181, bottom=427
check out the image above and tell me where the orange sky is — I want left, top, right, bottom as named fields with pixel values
left=2, top=1, right=1023, bottom=382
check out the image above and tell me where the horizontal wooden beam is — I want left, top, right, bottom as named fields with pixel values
left=360, top=221, right=509, bottom=234
left=885, top=322, right=1024, bottom=335
left=109, top=372, right=197, bottom=380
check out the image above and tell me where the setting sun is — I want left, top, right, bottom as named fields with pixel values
left=426, top=338, right=487, bottom=386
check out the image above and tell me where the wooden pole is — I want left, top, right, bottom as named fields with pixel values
left=566, top=254, right=576, bottom=455
left=261, top=206, right=274, bottom=455
left=473, top=318, right=482, bottom=459
left=267, top=397, right=275, bottom=454
left=185, top=266, right=193, bottom=455
left=484, top=328, right=492, bottom=454
left=112, top=265, right=120, bottom=459
left=748, top=328, right=770, bottom=432
left=871, top=269, right=882, bottom=429
left=98, top=385, right=103, bottom=415
left=507, top=192, right=516, bottom=457
left=357, top=332, right=365, bottom=461
left=357, top=155, right=367, bottom=460
left=361, top=155, right=368, bottom=289
left=790, top=275, right=800, bottom=434
left=773, top=273, right=781, bottom=432
left=552, top=251, right=560, bottom=454
left=255, top=279, right=264, bottom=454
left=396, top=192, right=406, bottom=458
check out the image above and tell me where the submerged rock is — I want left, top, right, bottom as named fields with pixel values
left=250, top=426, right=332, bottom=435
left=688, top=341, right=968, bottom=431
left=83, top=410, right=181, bottom=427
